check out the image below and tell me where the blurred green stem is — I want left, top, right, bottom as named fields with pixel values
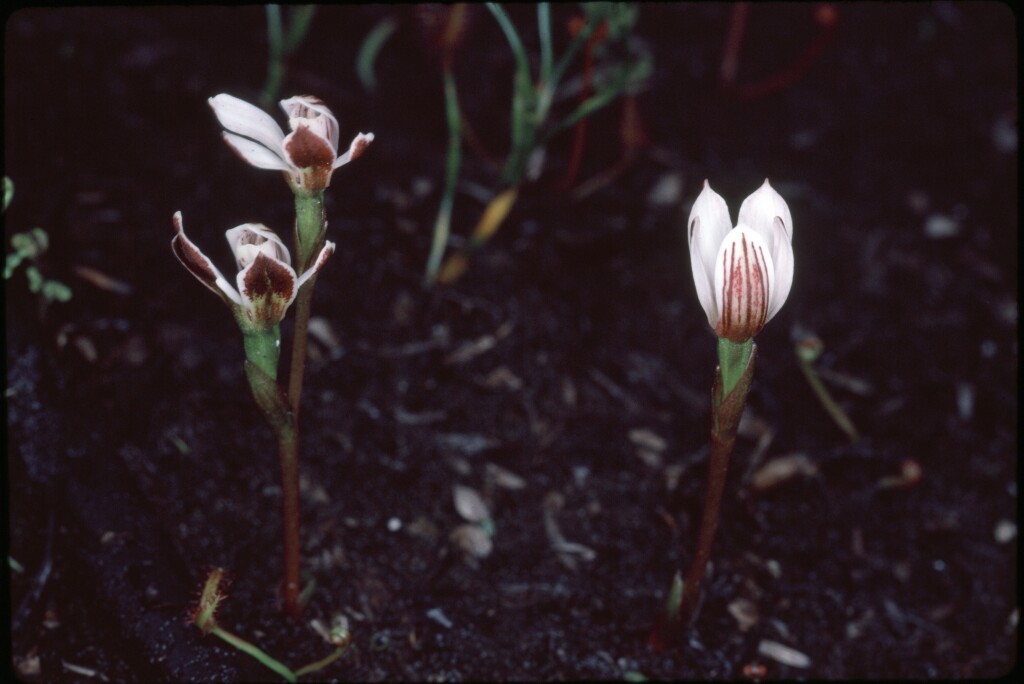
left=261, top=5, right=317, bottom=108
left=796, top=343, right=859, bottom=442
left=425, top=68, right=462, bottom=286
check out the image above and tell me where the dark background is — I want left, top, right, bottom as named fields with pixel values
left=6, top=4, right=1017, bottom=680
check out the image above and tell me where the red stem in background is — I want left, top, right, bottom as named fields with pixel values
left=556, top=16, right=607, bottom=192
left=721, top=3, right=839, bottom=101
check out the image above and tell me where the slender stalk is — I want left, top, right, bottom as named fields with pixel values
left=282, top=5, right=316, bottom=53
left=548, top=16, right=596, bottom=92
left=796, top=348, right=859, bottom=442
left=537, top=3, right=553, bottom=88
left=287, top=281, right=316, bottom=418
left=294, top=640, right=352, bottom=678
left=211, top=626, right=298, bottom=683
left=260, top=6, right=285, bottom=109
left=273, top=192, right=325, bottom=619
left=678, top=341, right=755, bottom=625
left=675, top=417, right=735, bottom=623
left=293, top=193, right=326, bottom=271
left=487, top=2, right=535, bottom=185
left=288, top=193, right=326, bottom=418
left=487, top=3, right=532, bottom=90
left=261, top=5, right=317, bottom=108
left=425, top=68, right=462, bottom=286
left=278, top=432, right=303, bottom=619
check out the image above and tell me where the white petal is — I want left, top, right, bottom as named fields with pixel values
left=688, top=217, right=720, bottom=329
left=171, top=212, right=243, bottom=306
left=221, top=132, right=291, bottom=171
left=692, top=180, right=733, bottom=266
left=214, top=276, right=243, bottom=306
left=333, top=132, right=375, bottom=169
left=225, top=223, right=291, bottom=269
left=766, top=217, right=793, bottom=321
left=209, top=94, right=287, bottom=156
left=295, top=241, right=336, bottom=290
left=738, top=178, right=793, bottom=247
left=687, top=180, right=733, bottom=296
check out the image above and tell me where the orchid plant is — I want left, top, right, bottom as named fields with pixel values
left=173, top=94, right=373, bottom=618
left=652, top=179, right=794, bottom=646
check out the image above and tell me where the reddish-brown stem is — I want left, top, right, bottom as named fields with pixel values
left=286, top=279, right=315, bottom=419
left=276, top=192, right=325, bottom=619
left=556, top=17, right=605, bottom=192
left=675, top=427, right=734, bottom=623
left=278, top=432, right=302, bottom=619
left=719, top=2, right=750, bottom=86
left=651, top=343, right=756, bottom=649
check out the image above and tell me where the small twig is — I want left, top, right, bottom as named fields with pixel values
left=13, top=509, right=56, bottom=634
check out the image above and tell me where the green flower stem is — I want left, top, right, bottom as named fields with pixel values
left=289, top=193, right=326, bottom=418
left=662, top=340, right=757, bottom=638
left=210, top=625, right=298, bottom=683
left=242, top=326, right=282, bottom=380
left=294, top=193, right=326, bottom=271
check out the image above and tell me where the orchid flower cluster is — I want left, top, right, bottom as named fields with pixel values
left=653, top=179, right=794, bottom=646
left=172, top=94, right=372, bottom=618
left=174, top=95, right=372, bottom=336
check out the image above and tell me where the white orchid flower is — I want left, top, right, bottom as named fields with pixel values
left=687, top=179, right=794, bottom=343
left=208, top=94, right=374, bottom=197
left=171, top=212, right=334, bottom=330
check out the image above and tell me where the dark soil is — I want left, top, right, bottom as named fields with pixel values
left=6, top=4, right=1017, bottom=681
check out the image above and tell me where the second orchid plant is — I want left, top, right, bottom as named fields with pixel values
left=173, top=94, right=373, bottom=618
left=652, top=179, right=794, bottom=646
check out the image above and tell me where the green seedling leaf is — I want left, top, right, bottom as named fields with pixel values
left=42, top=279, right=73, bottom=303
left=11, top=228, right=48, bottom=259
left=26, top=266, right=43, bottom=293
left=5, top=252, right=25, bottom=279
